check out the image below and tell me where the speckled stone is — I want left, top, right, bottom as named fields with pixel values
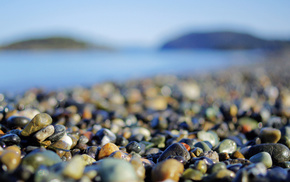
left=152, top=159, right=184, bottom=182
left=62, top=155, right=86, bottom=180
left=200, top=150, right=219, bottom=162
left=21, top=113, right=52, bottom=137
left=157, top=143, right=190, bottom=162
left=21, top=148, right=62, bottom=171
left=216, top=139, right=237, bottom=154
left=246, top=143, right=290, bottom=164
left=34, top=125, right=55, bottom=142
left=249, top=152, right=272, bottom=168
left=98, top=158, right=139, bottom=182
left=98, top=142, right=119, bottom=159
left=259, top=127, right=281, bottom=143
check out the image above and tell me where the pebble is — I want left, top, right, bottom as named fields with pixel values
left=216, top=139, right=237, bottom=154
left=194, top=141, right=211, bottom=152
left=151, top=159, right=184, bottom=182
left=0, top=133, right=21, bottom=146
left=182, top=168, right=203, bottom=181
left=95, top=128, right=116, bottom=146
left=249, top=151, right=272, bottom=168
left=126, top=141, right=141, bottom=153
left=246, top=143, right=290, bottom=164
left=157, top=142, right=190, bottom=162
left=0, top=149, right=21, bottom=171
left=46, top=124, right=66, bottom=143
left=259, top=127, right=281, bottom=143
left=6, top=116, right=30, bottom=129
left=130, top=156, right=145, bottom=180
left=21, top=148, right=62, bottom=171
left=21, top=113, right=52, bottom=137
left=62, top=155, right=86, bottom=180
left=97, top=158, right=138, bottom=182
left=98, top=142, right=119, bottom=159
left=34, top=125, right=55, bottom=142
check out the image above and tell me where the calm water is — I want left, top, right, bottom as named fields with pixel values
left=0, top=50, right=264, bottom=93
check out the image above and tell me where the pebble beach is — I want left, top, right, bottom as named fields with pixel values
left=0, top=51, right=290, bottom=182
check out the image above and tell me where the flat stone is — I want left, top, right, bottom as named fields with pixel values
left=246, top=143, right=290, bottom=164
left=194, top=141, right=211, bottom=152
left=151, top=159, right=184, bottom=182
left=21, top=113, right=52, bottom=137
left=157, top=143, right=190, bottom=162
left=34, top=125, right=55, bottom=142
left=249, top=152, right=272, bottom=168
left=259, top=127, right=281, bottom=143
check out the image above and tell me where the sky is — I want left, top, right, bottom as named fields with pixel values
left=1, top=1, right=290, bottom=48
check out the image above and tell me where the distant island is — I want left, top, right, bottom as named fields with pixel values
left=0, top=37, right=113, bottom=51
left=161, top=31, right=290, bottom=50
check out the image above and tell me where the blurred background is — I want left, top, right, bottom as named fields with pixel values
left=1, top=0, right=290, bottom=93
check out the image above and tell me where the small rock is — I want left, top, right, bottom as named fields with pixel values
left=34, top=125, right=55, bottom=142
left=6, top=116, right=30, bottom=129
left=152, top=159, right=184, bottom=182
left=98, top=143, right=119, bottom=159
left=130, top=156, right=145, bottom=180
left=216, top=139, right=237, bottom=154
left=21, top=113, right=52, bottom=137
left=249, top=152, right=272, bottom=168
left=259, top=127, right=281, bottom=143
left=182, top=168, right=203, bottom=181
left=126, top=141, right=141, bottom=153
left=98, top=158, right=138, bottom=182
left=157, top=143, right=190, bottom=162
left=0, top=134, right=21, bottom=146
left=95, top=128, right=116, bottom=146
left=62, top=155, right=86, bottom=180
left=46, top=125, right=66, bottom=143
left=0, top=149, right=21, bottom=171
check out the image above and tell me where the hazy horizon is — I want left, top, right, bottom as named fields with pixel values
left=1, top=1, right=290, bottom=49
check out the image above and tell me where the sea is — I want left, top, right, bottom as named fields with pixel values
left=0, top=49, right=266, bottom=94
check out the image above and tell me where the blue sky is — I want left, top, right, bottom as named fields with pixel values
left=1, top=1, right=290, bottom=48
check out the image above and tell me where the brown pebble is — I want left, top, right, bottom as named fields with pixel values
left=151, top=159, right=184, bottom=182
left=0, top=150, right=21, bottom=171
left=130, top=156, right=145, bottom=180
left=219, top=152, right=230, bottom=161
left=259, top=127, right=281, bottom=143
left=98, top=143, right=119, bottom=159
left=231, top=151, right=245, bottom=159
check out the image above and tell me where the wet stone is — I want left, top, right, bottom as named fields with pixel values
left=157, top=142, right=190, bottom=162
left=249, top=152, right=272, bottom=168
left=0, top=150, right=21, bottom=171
left=216, top=139, right=237, bottom=154
left=194, top=160, right=207, bottom=174
left=62, top=155, right=86, bottom=180
left=46, top=125, right=66, bottom=143
left=200, top=150, right=219, bottom=162
left=246, top=143, right=290, bottom=164
left=95, top=128, right=116, bottom=146
left=126, top=141, right=141, bottom=154
left=194, top=141, right=211, bottom=152
left=231, top=151, right=245, bottom=159
left=109, top=150, right=131, bottom=161
left=130, top=156, right=145, bottom=180
left=208, top=162, right=227, bottom=174
left=0, top=133, right=21, bottom=146
left=152, top=159, right=184, bottom=182
left=6, top=116, right=30, bottom=129
left=21, top=113, right=52, bottom=137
